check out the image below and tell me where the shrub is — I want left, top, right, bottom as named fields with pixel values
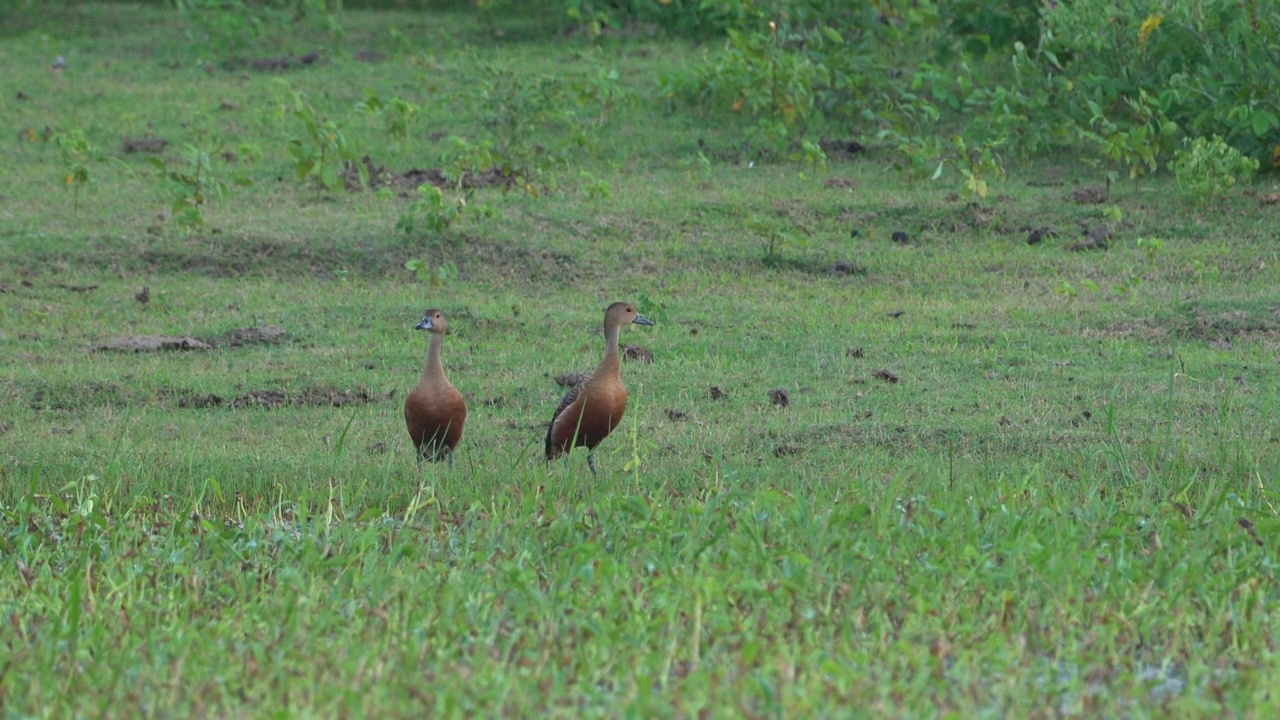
left=174, top=0, right=343, bottom=60
left=1171, top=135, right=1260, bottom=204
left=1044, top=0, right=1280, bottom=164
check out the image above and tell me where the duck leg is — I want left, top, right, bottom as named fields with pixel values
left=587, top=451, right=598, bottom=476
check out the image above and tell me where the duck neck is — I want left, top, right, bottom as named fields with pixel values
left=422, top=333, right=447, bottom=385
left=595, top=322, right=622, bottom=378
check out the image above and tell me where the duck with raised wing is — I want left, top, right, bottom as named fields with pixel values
left=405, top=309, right=466, bottom=465
left=545, top=301, right=653, bottom=475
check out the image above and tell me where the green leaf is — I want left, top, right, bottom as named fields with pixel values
left=1251, top=111, right=1277, bottom=138
left=822, top=26, right=844, bottom=45
left=320, top=164, right=339, bottom=191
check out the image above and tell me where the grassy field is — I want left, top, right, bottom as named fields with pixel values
left=3, top=4, right=1280, bottom=716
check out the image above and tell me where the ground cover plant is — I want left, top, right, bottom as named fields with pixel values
left=2, top=1, right=1279, bottom=716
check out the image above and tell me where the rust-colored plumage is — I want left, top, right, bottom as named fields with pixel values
left=405, top=309, right=466, bottom=464
left=545, top=301, right=653, bottom=474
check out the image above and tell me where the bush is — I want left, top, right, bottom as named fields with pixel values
left=1171, top=135, right=1260, bottom=204
left=1044, top=0, right=1280, bottom=164
left=174, top=0, right=343, bottom=60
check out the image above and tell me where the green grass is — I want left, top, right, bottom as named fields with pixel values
left=3, top=4, right=1280, bottom=716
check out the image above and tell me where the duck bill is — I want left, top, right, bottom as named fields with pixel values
left=414, top=317, right=434, bottom=330
left=632, top=314, right=654, bottom=327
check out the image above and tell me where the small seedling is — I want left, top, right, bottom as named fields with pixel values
left=404, top=257, right=458, bottom=287
left=53, top=129, right=102, bottom=212
left=148, top=144, right=232, bottom=229
left=355, top=88, right=421, bottom=144
left=280, top=82, right=365, bottom=194
left=396, top=184, right=496, bottom=239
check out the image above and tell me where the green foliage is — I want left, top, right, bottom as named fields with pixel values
left=566, top=57, right=635, bottom=126
left=1044, top=0, right=1280, bottom=164
left=175, top=0, right=344, bottom=60
left=280, top=83, right=364, bottom=194
left=577, top=170, right=612, bottom=200
left=747, top=215, right=813, bottom=266
left=355, top=88, right=420, bottom=144
left=934, top=0, right=1041, bottom=60
left=1085, top=89, right=1178, bottom=179
left=396, top=183, right=495, bottom=239
left=404, top=255, right=458, bottom=286
left=684, top=26, right=827, bottom=150
left=640, top=0, right=1279, bottom=173
left=52, top=129, right=102, bottom=212
left=557, top=0, right=752, bottom=38
left=1170, top=135, right=1260, bottom=205
left=439, top=135, right=497, bottom=187
left=949, top=135, right=1004, bottom=201
left=923, top=46, right=1077, bottom=159
left=445, top=61, right=617, bottom=195
left=147, top=144, right=240, bottom=229
left=870, top=88, right=943, bottom=181
left=670, top=3, right=896, bottom=154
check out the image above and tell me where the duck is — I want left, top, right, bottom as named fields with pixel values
left=545, top=301, right=653, bottom=474
left=404, top=309, right=466, bottom=465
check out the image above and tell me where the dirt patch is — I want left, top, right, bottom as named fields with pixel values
left=622, top=344, right=653, bottom=363
left=294, top=386, right=379, bottom=407
left=1026, top=226, right=1056, bottom=245
left=773, top=444, right=802, bottom=457
left=231, top=390, right=287, bottom=409
left=122, top=137, right=168, bottom=154
left=830, top=259, right=865, bottom=275
left=174, top=385, right=380, bottom=410
left=96, top=325, right=285, bottom=353
left=968, top=206, right=996, bottom=229
left=239, top=52, right=321, bottom=72
left=872, top=369, right=900, bottom=383
left=1069, top=224, right=1112, bottom=251
left=97, top=335, right=211, bottom=352
left=51, top=282, right=99, bottom=292
left=666, top=409, right=688, bottom=422
left=1069, top=186, right=1108, bottom=204
left=819, top=139, right=865, bottom=160
left=209, top=324, right=287, bottom=348
left=709, top=386, right=727, bottom=400
left=341, top=156, right=514, bottom=194
left=178, top=393, right=224, bottom=409
left=354, top=50, right=386, bottom=63
left=224, top=386, right=378, bottom=410
left=768, top=388, right=790, bottom=407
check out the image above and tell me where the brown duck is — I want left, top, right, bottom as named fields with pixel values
left=545, top=301, right=653, bottom=474
left=404, top=309, right=466, bottom=465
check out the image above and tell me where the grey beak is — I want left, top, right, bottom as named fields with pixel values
left=414, top=316, right=433, bottom=330
left=633, top=314, right=654, bottom=327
